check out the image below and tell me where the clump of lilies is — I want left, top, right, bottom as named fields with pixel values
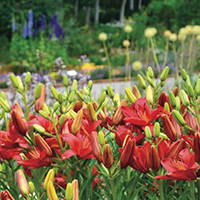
left=1, top=67, right=200, bottom=199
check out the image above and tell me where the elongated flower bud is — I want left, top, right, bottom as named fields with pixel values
left=150, top=145, right=160, bottom=172
left=35, top=134, right=53, bottom=157
left=194, top=133, right=200, bottom=162
left=35, top=84, right=45, bottom=112
left=16, top=76, right=24, bottom=91
left=160, top=66, right=169, bottom=82
left=33, top=124, right=45, bottom=134
left=99, top=91, right=107, bottom=105
left=133, top=85, right=141, bottom=99
left=28, top=181, right=35, bottom=193
left=25, top=72, right=31, bottom=85
left=148, top=67, right=154, bottom=78
left=164, top=102, right=170, bottom=112
left=146, top=86, right=153, bottom=105
left=103, top=144, right=114, bottom=169
left=10, top=74, right=19, bottom=89
left=65, top=183, right=74, bottom=200
left=154, top=122, right=160, bottom=138
left=63, top=75, right=68, bottom=88
left=195, top=79, right=200, bottom=96
left=145, top=126, right=152, bottom=140
left=187, top=84, right=194, bottom=98
left=51, top=86, right=58, bottom=100
left=98, top=131, right=105, bottom=146
left=179, top=89, right=189, bottom=107
left=125, top=88, right=137, bottom=104
left=83, top=86, right=89, bottom=96
left=72, top=179, right=79, bottom=200
left=91, top=131, right=102, bottom=163
left=69, top=109, right=77, bottom=119
left=87, top=103, right=97, bottom=121
left=181, top=69, right=187, bottom=81
left=72, top=80, right=78, bottom=92
left=113, top=93, right=120, bottom=107
left=34, top=83, right=42, bottom=99
left=75, top=91, right=84, bottom=102
left=0, top=91, right=6, bottom=100
left=172, top=110, right=186, bottom=126
left=71, top=110, right=83, bottom=134
left=47, top=181, right=58, bottom=200
left=175, top=96, right=180, bottom=109
left=59, top=114, right=66, bottom=126
left=16, top=169, right=29, bottom=197
left=120, top=138, right=135, bottom=169
left=12, top=109, right=28, bottom=136
left=168, top=91, right=176, bottom=108
left=53, top=102, right=60, bottom=112
left=1, top=190, right=15, bottom=200
left=137, top=74, right=146, bottom=89
left=88, top=80, right=93, bottom=90
left=112, top=100, right=126, bottom=125
left=43, top=169, right=55, bottom=190
left=107, top=85, right=114, bottom=98
left=161, top=115, right=177, bottom=141
left=39, top=110, right=49, bottom=119
left=0, top=97, right=11, bottom=112
left=101, top=97, right=108, bottom=108
left=68, top=91, right=75, bottom=103
left=58, top=93, right=63, bottom=104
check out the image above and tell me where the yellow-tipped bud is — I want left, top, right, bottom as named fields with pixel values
left=98, top=131, right=105, bottom=146
left=10, top=74, right=19, bottom=89
left=154, top=122, right=160, bottom=138
left=71, top=110, right=83, bottom=134
left=28, top=181, right=35, bottom=193
left=113, top=93, right=120, bottom=107
left=0, top=97, right=11, bottom=112
left=47, top=181, right=58, bottom=200
left=16, top=76, right=24, bottom=91
left=133, top=85, right=141, bottom=99
left=107, top=85, right=114, bottom=99
left=72, top=80, right=78, bottom=92
left=159, top=133, right=169, bottom=140
left=33, top=124, right=45, bottom=134
left=87, top=103, right=96, bottom=121
left=145, top=126, right=152, bottom=140
left=160, top=66, right=169, bottom=82
left=164, top=102, right=170, bottom=112
left=137, top=74, right=146, bottom=89
left=179, top=89, right=189, bottom=107
left=43, top=169, right=55, bottom=190
left=65, top=183, right=74, bottom=200
left=25, top=72, right=31, bottom=85
left=125, top=88, right=137, bottom=104
left=146, top=86, right=153, bottom=105
left=34, top=83, right=42, bottom=99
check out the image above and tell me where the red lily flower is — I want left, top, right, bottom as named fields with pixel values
left=154, top=148, right=199, bottom=180
left=1, top=190, right=15, bottom=200
left=121, top=98, right=163, bottom=127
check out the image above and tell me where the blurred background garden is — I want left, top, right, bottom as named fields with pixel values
left=1, top=0, right=200, bottom=88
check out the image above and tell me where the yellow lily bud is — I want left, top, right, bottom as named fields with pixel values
left=65, top=183, right=74, bottom=200
left=47, top=181, right=58, bottom=200
left=146, top=86, right=153, bottom=105
left=43, top=169, right=55, bottom=190
left=71, top=110, right=83, bottom=134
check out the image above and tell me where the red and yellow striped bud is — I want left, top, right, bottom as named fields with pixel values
left=102, top=144, right=114, bottom=169
left=16, top=169, right=29, bottom=197
left=87, top=103, right=97, bottom=121
left=71, top=110, right=83, bottom=135
left=112, top=100, right=126, bottom=125
left=73, top=101, right=82, bottom=112
left=35, top=134, right=53, bottom=157
left=194, top=133, right=200, bottom=162
left=72, top=179, right=79, bottom=200
left=47, top=181, right=58, bottom=200
left=93, top=102, right=106, bottom=124
left=161, top=114, right=177, bottom=141
left=91, top=131, right=102, bottom=163
left=35, top=84, right=45, bottom=112
left=132, top=85, right=141, bottom=99
left=43, top=169, right=55, bottom=190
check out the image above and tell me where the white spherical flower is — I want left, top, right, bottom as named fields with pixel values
left=132, top=61, right=143, bottom=71
left=99, top=32, right=108, bottom=41
left=151, top=27, right=157, bottom=35
left=123, top=40, right=130, bottom=47
left=164, top=30, right=171, bottom=38
left=179, top=27, right=188, bottom=35
left=185, top=25, right=193, bottom=35
left=144, top=28, right=154, bottom=38
left=124, top=24, right=133, bottom=33
left=178, top=34, right=186, bottom=41
left=192, top=25, right=200, bottom=35
left=169, top=33, right=177, bottom=42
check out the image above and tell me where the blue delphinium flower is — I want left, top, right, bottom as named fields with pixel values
left=23, top=25, right=28, bottom=38
left=40, top=14, right=45, bottom=32
left=28, top=10, right=33, bottom=36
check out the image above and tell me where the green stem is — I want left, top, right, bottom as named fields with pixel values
left=150, top=37, right=161, bottom=74
left=187, top=35, right=194, bottom=74
left=146, top=39, right=150, bottom=69
left=190, top=180, right=195, bottom=200
left=103, top=41, right=112, bottom=83
left=163, top=38, right=169, bottom=68
left=22, top=93, right=30, bottom=121
left=159, top=180, right=165, bottom=200
left=3, top=112, right=8, bottom=130
left=180, top=40, right=185, bottom=71
left=194, top=103, right=200, bottom=126
left=109, top=169, right=117, bottom=200
left=197, top=179, right=200, bottom=198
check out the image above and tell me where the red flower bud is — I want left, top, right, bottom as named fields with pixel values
left=16, top=169, right=29, bottom=197
left=194, top=133, right=200, bottom=162
left=150, top=145, right=160, bottom=172
left=103, top=144, right=114, bottom=169
left=35, top=134, right=53, bottom=157
left=91, top=131, right=102, bottom=163
left=112, top=100, right=126, bottom=125
left=35, top=84, right=45, bottom=112
left=161, top=114, right=177, bottom=141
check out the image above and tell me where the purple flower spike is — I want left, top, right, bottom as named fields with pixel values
left=40, top=14, right=45, bottom=32
left=23, top=25, right=28, bottom=38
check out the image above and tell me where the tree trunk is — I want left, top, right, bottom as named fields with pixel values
left=138, top=0, right=142, bottom=10
left=94, top=0, right=100, bottom=25
left=74, top=0, right=79, bottom=21
left=130, top=0, right=134, bottom=10
left=120, top=0, right=127, bottom=25
left=85, top=5, right=91, bottom=26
